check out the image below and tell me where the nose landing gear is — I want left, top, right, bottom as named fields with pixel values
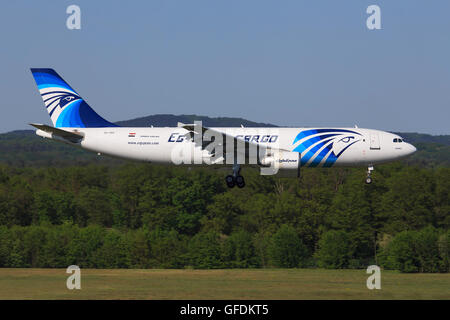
left=226, top=165, right=245, bottom=188
left=365, top=166, right=374, bottom=184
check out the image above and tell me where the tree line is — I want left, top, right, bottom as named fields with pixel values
left=0, top=162, right=448, bottom=272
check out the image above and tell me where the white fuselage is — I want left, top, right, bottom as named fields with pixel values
left=51, top=126, right=416, bottom=169
left=29, top=68, right=417, bottom=176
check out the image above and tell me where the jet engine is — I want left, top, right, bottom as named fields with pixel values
left=259, top=150, right=301, bottom=177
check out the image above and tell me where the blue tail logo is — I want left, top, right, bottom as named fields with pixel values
left=30, top=68, right=118, bottom=128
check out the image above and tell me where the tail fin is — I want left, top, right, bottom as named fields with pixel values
left=30, top=68, right=118, bottom=128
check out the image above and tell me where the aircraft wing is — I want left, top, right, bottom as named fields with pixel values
left=178, top=122, right=285, bottom=164
left=179, top=122, right=260, bottom=149
left=29, top=123, right=84, bottom=143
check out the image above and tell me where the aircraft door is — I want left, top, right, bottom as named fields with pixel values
left=370, top=133, right=381, bottom=150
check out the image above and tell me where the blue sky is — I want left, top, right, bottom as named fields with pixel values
left=1, top=1, right=449, bottom=134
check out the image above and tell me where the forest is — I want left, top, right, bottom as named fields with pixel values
left=0, top=114, right=449, bottom=273
left=0, top=162, right=448, bottom=272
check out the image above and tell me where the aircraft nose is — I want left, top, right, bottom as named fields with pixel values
left=407, top=143, right=417, bottom=155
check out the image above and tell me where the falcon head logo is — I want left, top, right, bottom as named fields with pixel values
left=292, top=129, right=362, bottom=167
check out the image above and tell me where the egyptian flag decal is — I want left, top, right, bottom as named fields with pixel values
left=128, top=132, right=136, bottom=137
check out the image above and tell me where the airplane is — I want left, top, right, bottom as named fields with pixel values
left=29, top=68, right=417, bottom=188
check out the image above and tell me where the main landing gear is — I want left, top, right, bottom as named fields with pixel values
left=365, top=165, right=374, bottom=184
left=226, top=165, right=245, bottom=188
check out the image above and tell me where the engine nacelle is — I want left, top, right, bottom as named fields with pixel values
left=260, top=151, right=301, bottom=176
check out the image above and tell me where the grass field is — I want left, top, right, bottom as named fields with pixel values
left=0, top=268, right=448, bottom=300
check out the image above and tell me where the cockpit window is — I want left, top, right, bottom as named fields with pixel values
left=393, top=138, right=398, bottom=143
left=399, top=139, right=403, bottom=143
left=393, top=138, right=403, bottom=143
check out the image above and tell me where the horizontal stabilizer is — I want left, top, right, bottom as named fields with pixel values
left=29, top=123, right=84, bottom=143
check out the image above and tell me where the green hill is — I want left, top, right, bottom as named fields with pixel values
left=393, top=132, right=450, bottom=146
left=115, top=114, right=277, bottom=128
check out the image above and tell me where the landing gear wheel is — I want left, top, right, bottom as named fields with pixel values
left=225, top=165, right=246, bottom=188
left=225, top=175, right=235, bottom=188
left=365, top=165, right=374, bottom=185
left=235, top=175, right=245, bottom=188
